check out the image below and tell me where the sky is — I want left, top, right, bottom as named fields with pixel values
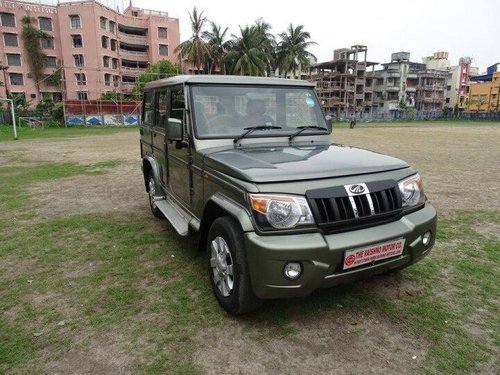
left=131, top=0, right=498, bottom=72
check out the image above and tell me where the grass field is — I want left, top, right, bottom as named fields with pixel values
left=0, top=122, right=498, bottom=374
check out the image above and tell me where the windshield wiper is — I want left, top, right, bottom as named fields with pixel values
left=288, top=125, right=328, bottom=143
left=233, top=126, right=282, bottom=144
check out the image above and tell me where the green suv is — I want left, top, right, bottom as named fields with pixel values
left=139, top=75, right=437, bottom=315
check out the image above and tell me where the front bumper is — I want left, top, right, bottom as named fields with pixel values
left=245, top=203, right=437, bottom=299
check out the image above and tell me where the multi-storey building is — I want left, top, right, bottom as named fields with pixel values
left=467, top=65, right=500, bottom=112
left=373, top=52, right=420, bottom=115
left=423, top=52, right=478, bottom=111
left=373, top=52, right=449, bottom=116
left=307, top=45, right=377, bottom=117
left=0, top=0, right=179, bottom=104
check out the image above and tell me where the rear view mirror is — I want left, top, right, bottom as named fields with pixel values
left=167, top=118, right=183, bottom=141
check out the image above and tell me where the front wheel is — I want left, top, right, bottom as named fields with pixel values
left=207, top=217, right=262, bottom=315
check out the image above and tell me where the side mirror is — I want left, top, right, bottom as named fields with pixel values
left=167, top=118, right=183, bottom=141
left=325, top=115, right=333, bottom=132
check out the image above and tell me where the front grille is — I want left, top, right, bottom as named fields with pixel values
left=306, top=180, right=402, bottom=233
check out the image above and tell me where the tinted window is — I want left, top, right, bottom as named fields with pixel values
left=142, top=91, right=154, bottom=126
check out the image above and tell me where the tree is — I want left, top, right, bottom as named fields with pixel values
left=276, top=24, right=316, bottom=78
left=133, top=60, right=180, bottom=98
left=174, top=7, right=211, bottom=73
left=227, top=24, right=273, bottom=76
left=21, top=16, right=49, bottom=90
left=202, top=21, right=231, bottom=74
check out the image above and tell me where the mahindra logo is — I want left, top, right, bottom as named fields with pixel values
left=349, top=184, right=365, bottom=194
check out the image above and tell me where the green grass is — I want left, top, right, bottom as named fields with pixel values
left=0, top=127, right=498, bottom=373
left=0, top=161, right=118, bottom=212
left=0, top=125, right=137, bottom=141
left=1, top=209, right=497, bottom=373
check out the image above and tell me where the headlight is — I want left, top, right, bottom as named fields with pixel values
left=249, top=194, right=315, bottom=229
left=398, top=174, right=426, bottom=208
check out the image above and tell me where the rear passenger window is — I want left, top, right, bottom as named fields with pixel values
left=156, top=89, right=169, bottom=127
left=142, top=92, right=154, bottom=126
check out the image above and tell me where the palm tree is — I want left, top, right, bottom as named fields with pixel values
left=202, top=21, right=231, bottom=74
left=226, top=25, right=272, bottom=76
left=252, top=18, right=276, bottom=75
left=276, top=24, right=317, bottom=78
left=174, top=7, right=211, bottom=74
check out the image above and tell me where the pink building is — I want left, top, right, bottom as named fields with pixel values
left=0, top=0, right=180, bottom=104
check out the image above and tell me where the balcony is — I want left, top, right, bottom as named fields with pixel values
left=386, top=85, right=400, bottom=91
left=355, top=94, right=364, bottom=100
left=119, top=32, right=147, bottom=44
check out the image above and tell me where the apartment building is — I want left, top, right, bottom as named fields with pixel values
left=308, top=45, right=377, bottom=117
left=0, top=0, right=179, bottom=104
left=423, top=52, right=478, bottom=110
left=467, top=65, right=500, bottom=112
left=373, top=52, right=449, bottom=116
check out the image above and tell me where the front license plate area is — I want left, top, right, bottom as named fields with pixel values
left=343, top=238, right=405, bottom=270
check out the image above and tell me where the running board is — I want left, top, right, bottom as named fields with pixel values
left=155, top=198, right=189, bottom=236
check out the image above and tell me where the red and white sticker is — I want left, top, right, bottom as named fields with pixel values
left=343, top=238, right=405, bottom=270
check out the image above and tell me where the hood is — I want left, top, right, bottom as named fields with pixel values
left=204, top=144, right=409, bottom=183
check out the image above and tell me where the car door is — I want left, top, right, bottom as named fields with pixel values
left=152, top=89, right=168, bottom=187
left=140, top=91, right=154, bottom=158
left=166, top=85, right=191, bottom=206
left=152, top=89, right=169, bottom=186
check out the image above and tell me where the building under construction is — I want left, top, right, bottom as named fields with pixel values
left=307, top=45, right=377, bottom=118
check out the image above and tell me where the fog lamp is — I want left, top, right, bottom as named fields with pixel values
left=283, top=262, right=302, bottom=280
left=422, top=231, right=432, bottom=246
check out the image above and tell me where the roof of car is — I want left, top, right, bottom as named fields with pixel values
left=144, top=75, right=315, bottom=90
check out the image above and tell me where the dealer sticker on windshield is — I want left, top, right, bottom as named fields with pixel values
left=343, top=238, right=405, bottom=270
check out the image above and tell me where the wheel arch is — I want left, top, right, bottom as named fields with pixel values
left=198, top=194, right=254, bottom=252
left=142, top=156, right=161, bottom=192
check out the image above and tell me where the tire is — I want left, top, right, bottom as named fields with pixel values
left=147, top=171, right=163, bottom=218
left=207, top=217, right=263, bottom=315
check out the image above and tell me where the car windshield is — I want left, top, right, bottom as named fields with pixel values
left=191, top=85, right=327, bottom=139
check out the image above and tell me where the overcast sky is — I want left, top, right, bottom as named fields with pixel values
left=132, top=0, right=498, bottom=72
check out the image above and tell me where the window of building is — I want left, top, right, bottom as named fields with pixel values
left=445, top=98, right=450, bottom=104
left=100, top=16, right=107, bottom=30
left=40, top=37, right=55, bottom=49
left=158, top=27, right=168, bottom=38
left=75, top=73, right=87, bottom=86
left=44, top=56, right=57, bottom=68
left=110, top=39, right=117, bottom=51
left=74, top=54, right=85, bottom=67
left=159, top=44, right=168, bottom=56
left=53, top=92, right=63, bottom=102
left=0, top=13, right=16, bottom=27
left=103, top=56, right=110, bottom=68
left=6, top=53, right=21, bottom=66
left=77, top=91, right=88, bottom=100
left=104, top=73, right=111, bottom=86
left=132, top=11, right=139, bottom=17
left=9, top=73, right=23, bottom=86
left=112, top=58, right=118, bottom=70
left=39, top=17, right=53, bottom=31
left=113, top=75, right=119, bottom=87
left=101, top=35, right=109, bottom=49
left=109, top=21, right=115, bottom=33
left=44, top=74, right=57, bottom=86
left=72, top=34, right=83, bottom=48
left=3, top=33, right=18, bottom=47
left=69, top=15, right=81, bottom=29
left=446, top=85, right=451, bottom=91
